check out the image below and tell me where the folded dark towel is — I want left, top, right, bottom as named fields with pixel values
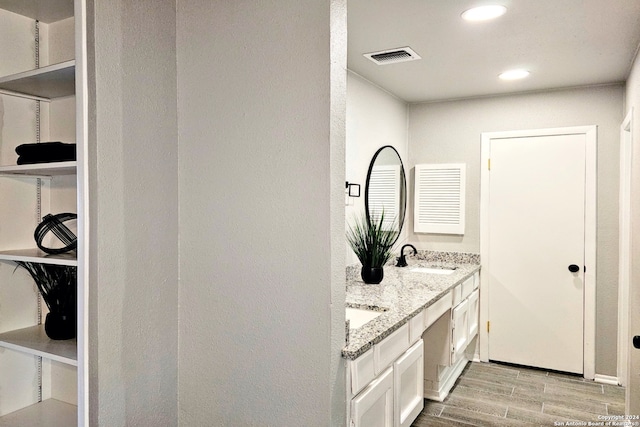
left=15, top=142, right=76, bottom=165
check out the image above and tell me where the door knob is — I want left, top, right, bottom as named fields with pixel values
left=634, top=336, right=640, bottom=349
left=568, top=264, right=580, bottom=273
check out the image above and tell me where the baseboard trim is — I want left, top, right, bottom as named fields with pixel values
left=594, top=374, right=619, bottom=386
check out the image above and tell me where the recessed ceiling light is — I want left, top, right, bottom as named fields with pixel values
left=499, top=69, right=530, bottom=80
left=461, top=5, right=507, bottom=21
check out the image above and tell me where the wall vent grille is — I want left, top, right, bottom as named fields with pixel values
left=364, top=47, right=421, bottom=65
left=414, top=163, right=466, bottom=234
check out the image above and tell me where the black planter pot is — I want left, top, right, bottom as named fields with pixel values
left=45, top=312, right=76, bottom=340
left=361, top=266, right=384, bottom=284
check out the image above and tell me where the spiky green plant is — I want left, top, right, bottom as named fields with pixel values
left=346, top=211, right=399, bottom=267
left=15, top=262, right=76, bottom=314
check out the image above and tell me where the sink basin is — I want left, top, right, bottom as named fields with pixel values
left=346, top=307, right=385, bottom=329
left=410, top=267, right=456, bottom=275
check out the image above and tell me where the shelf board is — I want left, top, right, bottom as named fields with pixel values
left=0, top=0, right=74, bottom=23
left=0, top=161, right=76, bottom=177
left=0, top=60, right=75, bottom=100
left=0, top=249, right=77, bottom=266
left=0, top=399, right=76, bottom=426
left=0, top=325, right=76, bottom=366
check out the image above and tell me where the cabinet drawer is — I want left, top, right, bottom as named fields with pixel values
left=461, top=276, right=474, bottom=300
left=350, top=348, right=375, bottom=395
left=425, top=292, right=452, bottom=329
left=374, top=323, right=409, bottom=374
left=409, top=309, right=425, bottom=344
left=451, top=284, right=462, bottom=306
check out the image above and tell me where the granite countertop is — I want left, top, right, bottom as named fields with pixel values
left=342, top=251, right=481, bottom=360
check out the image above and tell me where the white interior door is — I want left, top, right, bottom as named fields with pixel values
left=623, top=109, right=640, bottom=414
left=487, top=132, right=586, bottom=374
left=619, top=109, right=632, bottom=388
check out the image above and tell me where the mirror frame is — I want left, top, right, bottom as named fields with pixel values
left=364, top=145, right=407, bottom=246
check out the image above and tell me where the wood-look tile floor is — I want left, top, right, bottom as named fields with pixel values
left=412, top=361, right=625, bottom=426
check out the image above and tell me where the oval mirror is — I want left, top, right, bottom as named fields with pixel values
left=364, top=145, right=407, bottom=245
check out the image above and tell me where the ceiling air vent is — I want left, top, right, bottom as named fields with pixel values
left=364, top=47, right=421, bottom=65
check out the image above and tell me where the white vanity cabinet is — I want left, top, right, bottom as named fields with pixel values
left=0, top=1, right=85, bottom=425
left=346, top=269, right=480, bottom=425
left=423, top=272, right=480, bottom=401
left=451, top=298, right=469, bottom=364
left=348, top=323, right=424, bottom=427
left=351, top=367, right=394, bottom=427
left=393, top=340, right=424, bottom=427
left=467, top=289, right=479, bottom=340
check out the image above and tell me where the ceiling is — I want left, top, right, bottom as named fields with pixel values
left=347, top=0, right=640, bottom=103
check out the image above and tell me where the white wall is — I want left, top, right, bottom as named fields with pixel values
left=87, top=1, right=346, bottom=425
left=0, top=10, right=37, bottom=166
left=625, top=48, right=640, bottom=413
left=177, top=1, right=346, bottom=425
left=330, top=1, right=348, bottom=424
left=46, top=17, right=75, bottom=64
left=408, top=85, right=624, bottom=376
left=87, top=0, right=179, bottom=424
left=346, top=72, right=409, bottom=264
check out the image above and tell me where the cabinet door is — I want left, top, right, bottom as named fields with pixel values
left=467, top=289, right=480, bottom=339
left=351, top=367, right=394, bottom=427
left=394, top=340, right=424, bottom=427
left=451, top=299, right=469, bottom=364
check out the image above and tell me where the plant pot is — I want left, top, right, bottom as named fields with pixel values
left=361, top=266, right=384, bottom=284
left=44, top=312, right=76, bottom=340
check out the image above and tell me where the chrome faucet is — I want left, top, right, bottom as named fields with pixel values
left=396, top=244, right=417, bottom=267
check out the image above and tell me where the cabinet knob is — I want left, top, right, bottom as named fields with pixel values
left=568, top=264, right=580, bottom=273
left=633, top=336, right=640, bottom=349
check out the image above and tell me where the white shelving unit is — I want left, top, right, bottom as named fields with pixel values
left=0, top=161, right=76, bottom=176
left=0, top=164, right=79, bottom=267
left=0, top=325, right=77, bottom=366
left=0, top=249, right=77, bottom=266
left=0, top=1, right=84, bottom=425
left=0, top=399, right=77, bottom=427
left=0, top=0, right=74, bottom=23
left=0, top=60, right=75, bottom=100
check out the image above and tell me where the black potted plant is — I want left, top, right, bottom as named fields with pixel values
left=346, top=212, right=399, bottom=284
left=15, top=262, right=76, bottom=340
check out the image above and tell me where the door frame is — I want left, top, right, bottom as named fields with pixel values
left=479, top=126, right=597, bottom=379
left=618, top=109, right=633, bottom=387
